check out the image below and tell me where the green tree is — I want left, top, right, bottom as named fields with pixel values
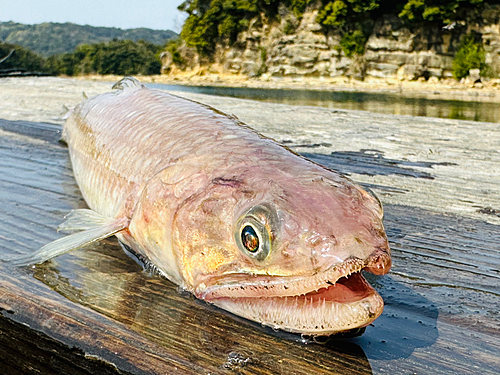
left=399, top=0, right=485, bottom=24
left=46, top=39, right=163, bottom=76
left=0, top=42, right=48, bottom=72
left=452, top=33, right=486, bottom=79
left=316, top=0, right=379, bottom=29
left=316, top=1, right=349, bottom=28
left=0, top=21, right=176, bottom=57
left=178, top=0, right=289, bottom=55
left=316, top=0, right=379, bottom=57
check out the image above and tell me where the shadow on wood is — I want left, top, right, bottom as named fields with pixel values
left=0, top=118, right=499, bottom=374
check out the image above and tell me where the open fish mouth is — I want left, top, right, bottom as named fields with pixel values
left=197, top=251, right=390, bottom=335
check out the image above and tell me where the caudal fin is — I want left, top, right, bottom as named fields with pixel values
left=11, top=209, right=129, bottom=266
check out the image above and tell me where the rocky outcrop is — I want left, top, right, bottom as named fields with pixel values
left=364, top=16, right=457, bottom=80
left=162, top=5, right=500, bottom=80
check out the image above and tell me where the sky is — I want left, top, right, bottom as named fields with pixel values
left=0, top=0, right=187, bottom=33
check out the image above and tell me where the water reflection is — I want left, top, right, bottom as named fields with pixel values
left=32, top=244, right=375, bottom=374
left=30, top=237, right=441, bottom=374
left=149, top=83, right=500, bottom=123
left=352, top=275, right=439, bottom=361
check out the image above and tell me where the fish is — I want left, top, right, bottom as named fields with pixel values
left=15, top=77, right=391, bottom=336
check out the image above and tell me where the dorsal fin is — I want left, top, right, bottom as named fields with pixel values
left=112, top=77, right=145, bottom=92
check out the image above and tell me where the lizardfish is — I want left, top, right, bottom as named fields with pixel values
left=15, top=78, right=391, bottom=336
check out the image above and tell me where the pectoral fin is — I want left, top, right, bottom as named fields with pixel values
left=12, top=209, right=129, bottom=266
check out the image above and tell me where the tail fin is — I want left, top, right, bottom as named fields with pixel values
left=11, top=209, right=129, bottom=266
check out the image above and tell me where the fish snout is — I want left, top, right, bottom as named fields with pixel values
left=363, top=222, right=391, bottom=275
left=364, top=246, right=391, bottom=275
left=307, top=225, right=391, bottom=275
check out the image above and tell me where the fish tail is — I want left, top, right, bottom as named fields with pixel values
left=10, top=209, right=129, bottom=266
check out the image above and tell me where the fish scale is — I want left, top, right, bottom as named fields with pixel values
left=12, top=77, right=391, bottom=336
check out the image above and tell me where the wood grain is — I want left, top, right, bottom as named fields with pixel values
left=0, top=81, right=499, bottom=374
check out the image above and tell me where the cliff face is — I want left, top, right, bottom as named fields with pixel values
left=162, top=5, right=500, bottom=80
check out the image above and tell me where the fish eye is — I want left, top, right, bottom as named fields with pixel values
left=235, top=204, right=278, bottom=261
left=241, top=225, right=260, bottom=253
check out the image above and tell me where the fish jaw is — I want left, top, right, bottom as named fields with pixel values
left=210, top=274, right=384, bottom=335
left=196, top=254, right=389, bottom=335
left=167, top=165, right=391, bottom=335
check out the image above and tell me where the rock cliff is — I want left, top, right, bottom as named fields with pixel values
left=162, top=5, right=500, bottom=80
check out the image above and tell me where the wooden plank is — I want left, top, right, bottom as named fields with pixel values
left=0, top=121, right=374, bottom=375
left=0, top=78, right=499, bottom=374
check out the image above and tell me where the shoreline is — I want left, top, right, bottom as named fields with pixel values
left=75, top=73, right=500, bottom=103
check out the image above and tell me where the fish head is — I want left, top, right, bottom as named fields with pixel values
left=164, top=161, right=391, bottom=336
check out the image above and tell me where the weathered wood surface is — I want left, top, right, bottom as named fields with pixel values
left=0, top=77, right=499, bottom=374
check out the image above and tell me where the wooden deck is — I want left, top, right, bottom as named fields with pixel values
left=0, top=82, right=499, bottom=374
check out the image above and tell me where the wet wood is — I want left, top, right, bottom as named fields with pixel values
left=0, top=80, right=499, bottom=374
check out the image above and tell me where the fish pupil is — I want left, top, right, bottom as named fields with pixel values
left=242, top=225, right=259, bottom=252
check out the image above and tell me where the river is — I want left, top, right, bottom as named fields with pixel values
left=149, top=83, right=500, bottom=123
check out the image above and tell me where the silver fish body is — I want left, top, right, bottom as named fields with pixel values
left=33, top=78, right=392, bottom=335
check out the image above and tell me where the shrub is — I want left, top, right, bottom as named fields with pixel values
left=452, top=33, right=487, bottom=80
left=283, top=18, right=297, bottom=34
left=339, top=30, right=367, bottom=57
left=256, top=46, right=268, bottom=76
left=165, top=39, right=185, bottom=67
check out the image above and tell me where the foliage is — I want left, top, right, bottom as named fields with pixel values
left=314, top=0, right=489, bottom=31
left=0, top=42, right=49, bottom=72
left=289, top=0, right=314, bottom=17
left=316, top=1, right=349, bottom=28
left=179, top=0, right=263, bottom=54
left=283, top=18, right=297, bottom=34
left=256, top=46, right=268, bottom=76
left=315, top=0, right=377, bottom=57
left=0, top=21, right=176, bottom=57
left=316, top=0, right=379, bottom=30
left=178, top=0, right=316, bottom=55
left=452, top=33, right=486, bottom=79
left=339, top=30, right=367, bottom=57
left=46, top=39, right=163, bottom=76
left=165, top=39, right=185, bottom=67
left=398, top=0, right=484, bottom=24
left=397, top=0, right=424, bottom=21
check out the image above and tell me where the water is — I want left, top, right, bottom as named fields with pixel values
left=149, top=83, right=500, bottom=123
